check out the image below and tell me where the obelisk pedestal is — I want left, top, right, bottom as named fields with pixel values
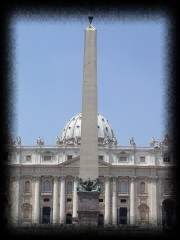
left=77, top=15, right=100, bottom=227
left=77, top=192, right=100, bottom=226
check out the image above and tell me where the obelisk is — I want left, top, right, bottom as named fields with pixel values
left=77, top=14, right=100, bottom=227
left=79, top=14, right=98, bottom=180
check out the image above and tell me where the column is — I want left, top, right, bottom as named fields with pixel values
left=159, top=177, right=163, bottom=225
left=104, top=176, right=111, bottom=225
left=130, top=177, right=136, bottom=225
left=127, top=207, right=130, bottom=225
left=112, top=177, right=117, bottom=225
left=150, top=177, right=158, bottom=225
left=33, top=176, right=40, bottom=223
left=10, top=175, right=20, bottom=224
left=72, top=176, right=78, bottom=221
left=59, top=176, right=66, bottom=224
left=52, top=176, right=59, bottom=224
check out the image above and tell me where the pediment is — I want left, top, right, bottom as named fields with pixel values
left=59, top=156, right=111, bottom=167
left=60, top=156, right=80, bottom=166
left=98, top=159, right=111, bottom=166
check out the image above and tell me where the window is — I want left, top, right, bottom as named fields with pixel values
left=67, top=198, right=72, bottom=202
left=44, top=198, right=49, bottom=202
left=26, top=155, right=31, bottom=161
left=25, top=180, right=30, bottom=193
left=66, top=213, right=72, bottom=224
left=140, top=182, right=145, bottom=193
left=43, top=180, right=51, bottom=192
left=119, top=157, right=127, bottom=162
left=67, top=182, right=72, bottom=194
left=119, top=208, right=127, bottom=225
left=67, top=155, right=72, bottom=160
left=44, top=156, right=51, bottom=161
left=163, top=155, right=171, bottom=163
left=120, top=181, right=127, bottom=193
left=140, top=156, right=145, bottom=163
left=99, top=155, right=103, bottom=160
left=99, top=199, right=103, bottom=202
left=164, top=180, right=172, bottom=195
left=120, top=199, right=126, bottom=203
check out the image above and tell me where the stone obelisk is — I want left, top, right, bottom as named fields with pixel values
left=77, top=14, right=100, bottom=227
left=79, top=15, right=98, bottom=180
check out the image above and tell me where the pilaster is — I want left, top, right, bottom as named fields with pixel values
left=10, top=175, right=20, bottom=224
left=112, top=177, right=117, bottom=225
left=72, top=176, right=78, bottom=222
left=150, top=176, right=158, bottom=225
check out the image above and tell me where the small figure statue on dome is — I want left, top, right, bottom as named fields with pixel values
left=62, top=136, right=66, bottom=145
left=130, top=137, right=135, bottom=147
left=150, top=137, right=155, bottom=147
left=37, top=137, right=44, bottom=146
left=112, top=137, right=117, bottom=147
left=103, top=136, right=109, bottom=146
left=16, top=136, right=21, bottom=146
left=56, top=136, right=60, bottom=145
left=74, top=136, right=78, bottom=145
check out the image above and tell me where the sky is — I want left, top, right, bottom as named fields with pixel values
left=13, top=14, right=168, bottom=147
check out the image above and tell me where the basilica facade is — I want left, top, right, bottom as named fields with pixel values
left=7, top=112, right=175, bottom=228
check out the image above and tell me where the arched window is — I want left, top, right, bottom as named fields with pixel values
left=67, top=181, right=72, bottom=194
left=25, top=180, right=30, bottom=193
left=43, top=180, right=51, bottom=192
left=164, top=180, right=171, bottom=195
left=120, top=181, right=127, bottom=193
left=140, top=182, right=145, bottom=193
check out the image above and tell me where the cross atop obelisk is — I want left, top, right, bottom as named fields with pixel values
left=79, top=14, right=98, bottom=181
left=88, top=12, right=93, bottom=25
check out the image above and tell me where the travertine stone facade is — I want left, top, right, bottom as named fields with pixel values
left=6, top=132, right=175, bottom=227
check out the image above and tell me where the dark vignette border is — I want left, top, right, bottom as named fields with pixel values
left=0, top=1, right=179, bottom=239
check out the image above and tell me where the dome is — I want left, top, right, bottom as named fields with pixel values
left=59, top=113, right=117, bottom=147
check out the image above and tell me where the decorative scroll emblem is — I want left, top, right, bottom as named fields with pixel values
left=77, top=177, right=100, bottom=193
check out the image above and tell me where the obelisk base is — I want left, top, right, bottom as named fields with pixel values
left=77, top=192, right=100, bottom=226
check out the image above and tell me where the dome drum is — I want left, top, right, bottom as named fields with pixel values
left=59, top=113, right=117, bottom=147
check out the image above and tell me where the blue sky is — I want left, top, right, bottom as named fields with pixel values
left=13, top=14, right=167, bottom=147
